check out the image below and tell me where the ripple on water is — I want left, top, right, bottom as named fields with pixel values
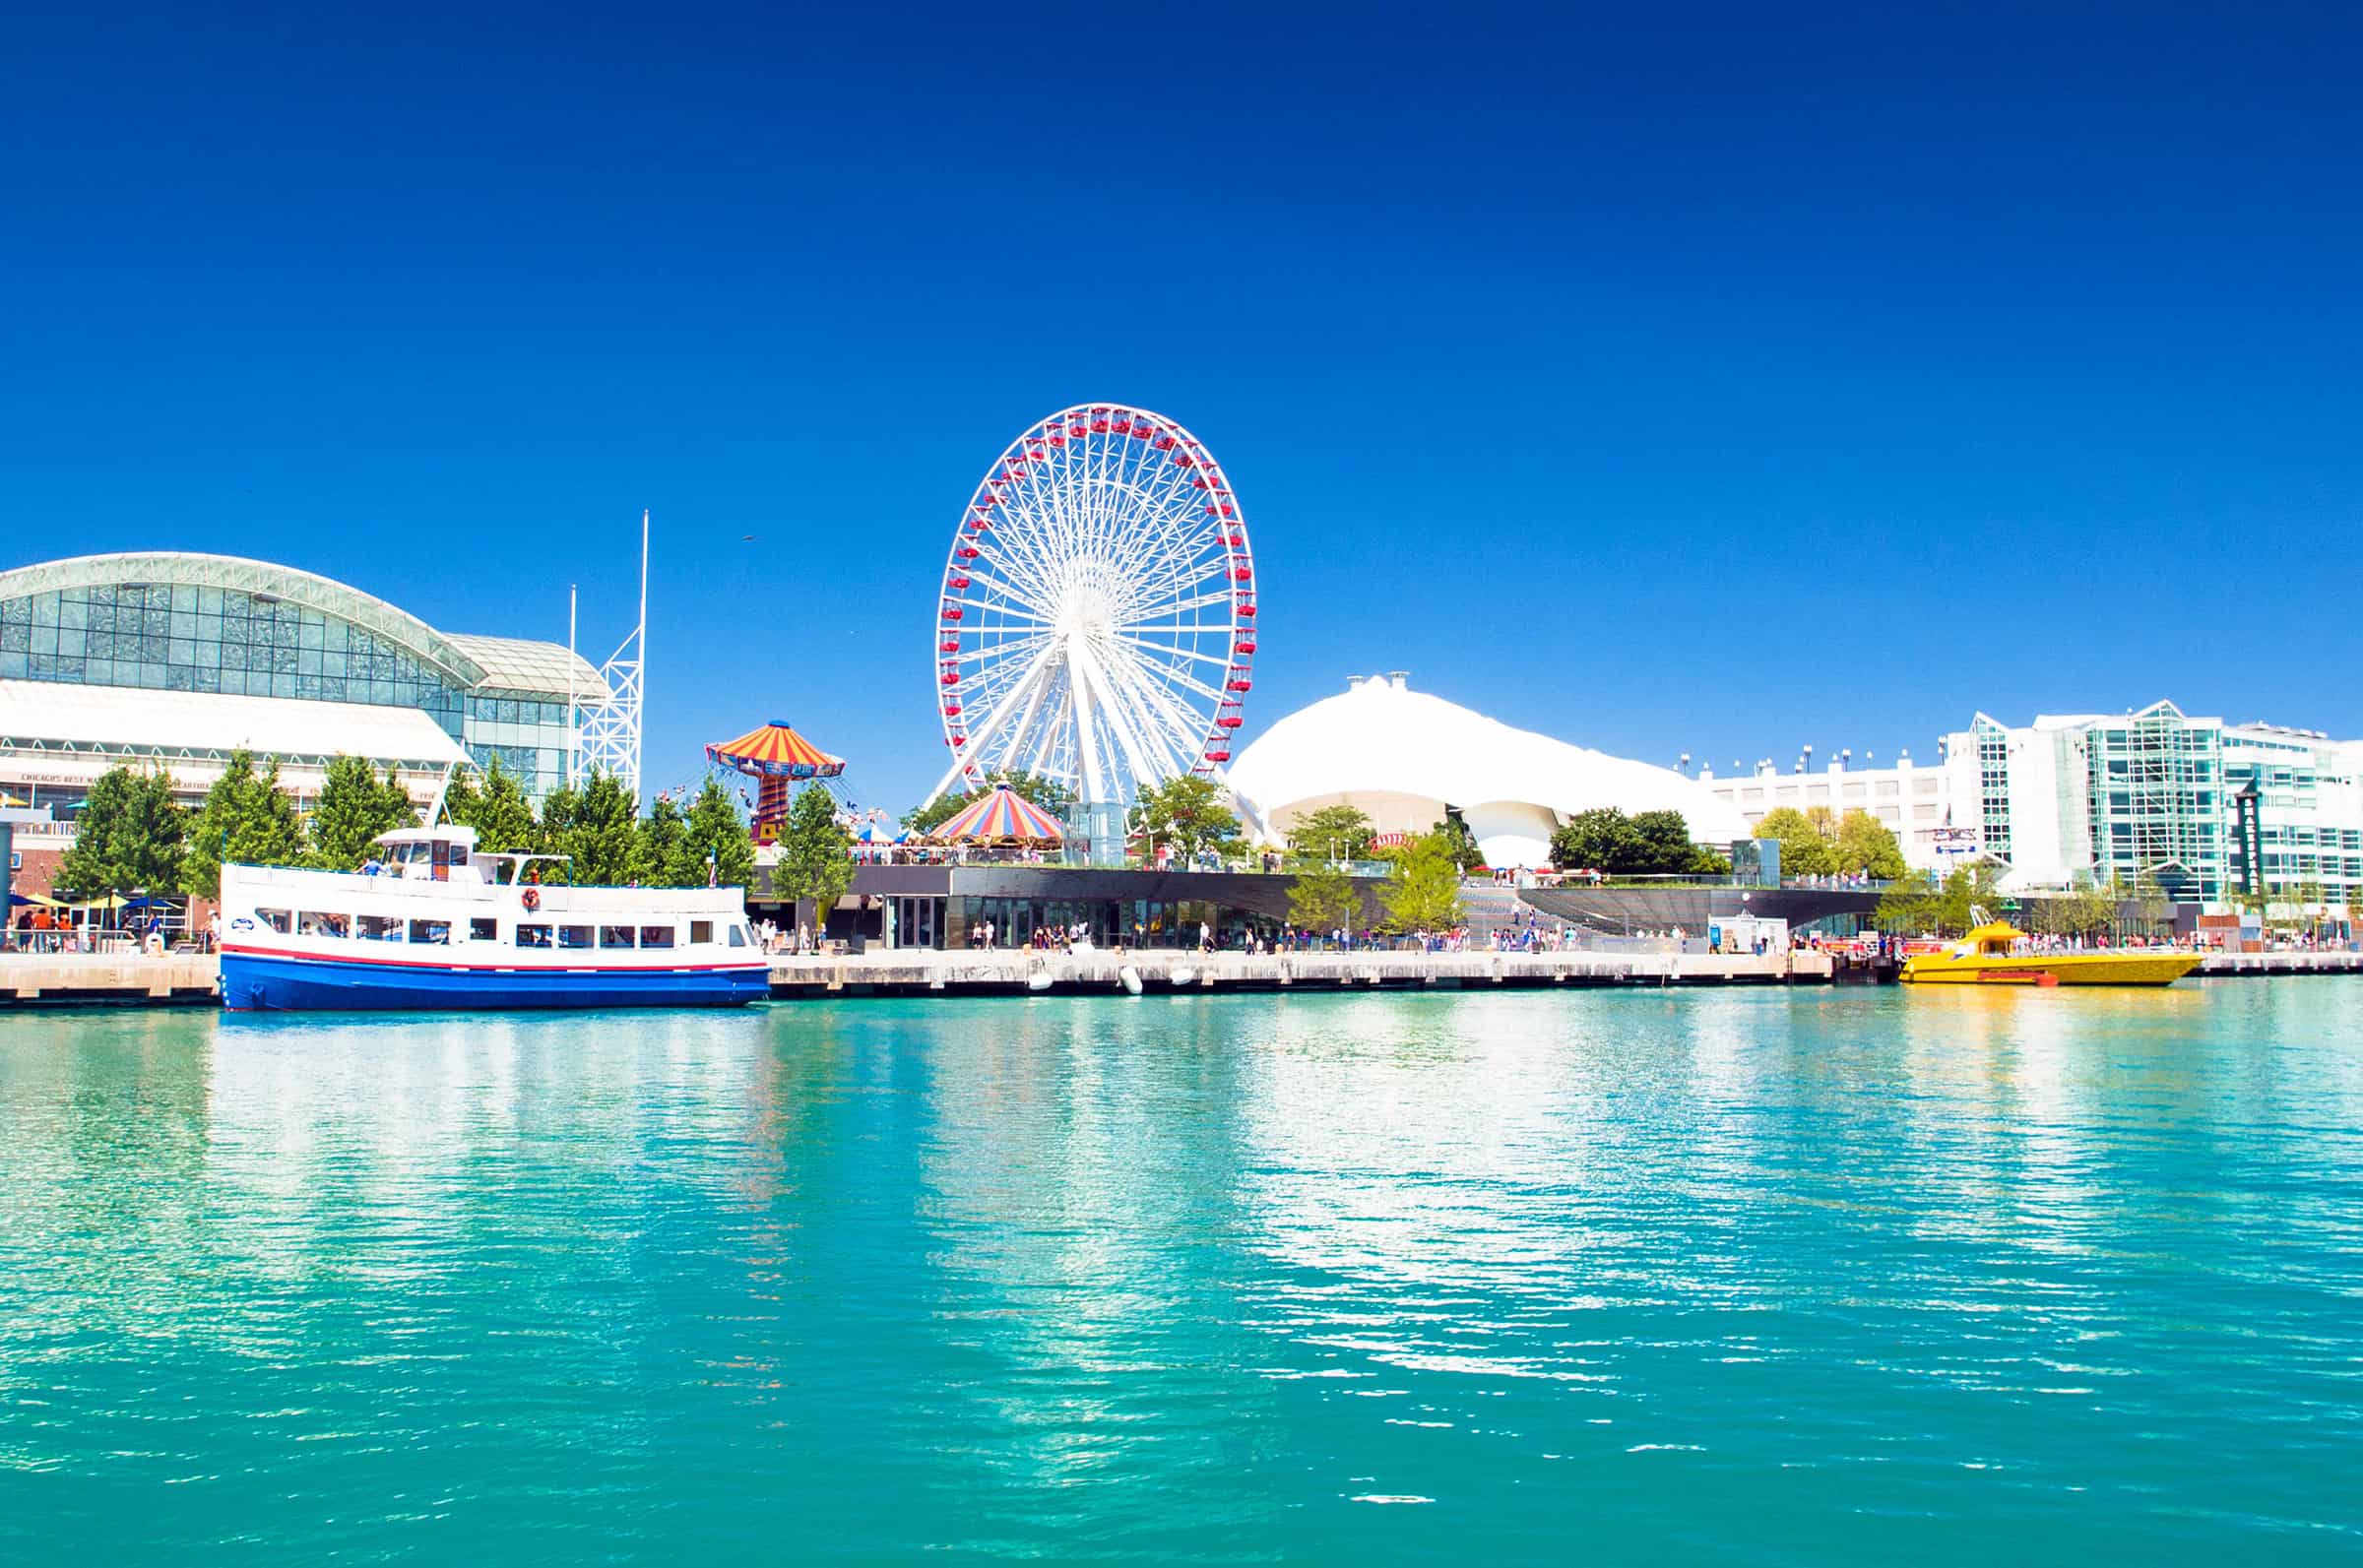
left=0, top=985, right=2359, bottom=1563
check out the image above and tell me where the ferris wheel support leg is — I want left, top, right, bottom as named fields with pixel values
left=1091, top=642, right=1200, bottom=779
left=1060, top=649, right=1106, bottom=805
left=921, top=640, right=1059, bottom=807
left=1069, top=638, right=1162, bottom=804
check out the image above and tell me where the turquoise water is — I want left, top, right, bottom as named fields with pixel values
left=2, top=984, right=2360, bottom=1564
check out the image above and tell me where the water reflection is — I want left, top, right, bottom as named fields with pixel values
left=2, top=982, right=2360, bottom=1563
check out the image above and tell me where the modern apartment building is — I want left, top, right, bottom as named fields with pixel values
left=1702, top=701, right=2363, bottom=906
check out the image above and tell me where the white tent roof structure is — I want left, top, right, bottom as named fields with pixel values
left=0, top=679, right=470, bottom=768
left=1226, top=673, right=1752, bottom=861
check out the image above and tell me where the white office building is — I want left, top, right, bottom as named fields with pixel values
left=1703, top=701, right=2363, bottom=906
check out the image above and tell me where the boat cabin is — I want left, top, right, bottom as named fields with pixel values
left=367, top=827, right=559, bottom=888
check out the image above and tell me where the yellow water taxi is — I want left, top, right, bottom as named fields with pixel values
left=1900, top=908, right=2203, bottom=987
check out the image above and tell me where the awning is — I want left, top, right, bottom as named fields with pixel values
left=0, top=679, right=469, bottom=767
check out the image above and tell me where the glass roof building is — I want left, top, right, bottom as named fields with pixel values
left=0, top=552, right=607, bottom=822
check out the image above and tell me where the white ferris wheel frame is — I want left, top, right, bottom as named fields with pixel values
left=925, top=403, right=1258, bottom=808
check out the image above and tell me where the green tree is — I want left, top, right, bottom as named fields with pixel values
left=1550, top=807, right=1644, bottom=873
left=307, top=756, right=416, bottom=871
left=1753, top=806, right=1837, bottom=878
left=1550, top=807, right=1711, bottom=876
left=184, top=751, right=308, bottom=898
left=1285, top=802, right=1376, bottom=864
left=2063, top=875, right=2118, bottom=937
left=58, top=765, right=187, bottom=901
left=534, top=782, right=578, bottom=874
left=1831, top=809, right=1906, bottom=880
left=1287, top=863, right=1361, bottom=936
left=2132, top=871, right=2171, bottom=938
left=1872, top=870, right=1937, bottom=935
left=554, top=772, right=641, bottom=886
left=638, top=792, right=690, bottom=884
left=1433, top=812, right=1486, bottom=874
left=1377, top=831, right=1465, bottom=933
left=902, top=771, right=1075, bottom=835
left=772, top=783, right=853, bottom=920
left=1136, top=775, right=1244, bottom=864
left=1629, top=810, right=1702, bottom=875
left=446, top=754, right=540, bottom=854
left=679, top=776, right=757, bottom=890
left=1933, top=864, right=2008, bottom=936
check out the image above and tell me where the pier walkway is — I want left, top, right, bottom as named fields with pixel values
left=1, top=948, right=2357, bottom=1007
left=766, top=947, right=1827, bottom=997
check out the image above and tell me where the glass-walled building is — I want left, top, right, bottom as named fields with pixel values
left=1704, top=699, right=2363, bottom=908
left=0, top=554, right=608, bottom=866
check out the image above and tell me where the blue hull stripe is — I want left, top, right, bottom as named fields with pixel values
left=222, top=951, right=771, bottom=1012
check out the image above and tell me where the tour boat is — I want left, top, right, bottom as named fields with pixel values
left=218, top=825, right=771, bottom=1011
left=1900, top=909, right=2203, bottom=987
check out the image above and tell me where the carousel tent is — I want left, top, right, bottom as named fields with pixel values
left=924, top=785, right=1065, bottom=847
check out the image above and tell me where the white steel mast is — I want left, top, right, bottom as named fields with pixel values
left=577, top=510, right=649, bottom=796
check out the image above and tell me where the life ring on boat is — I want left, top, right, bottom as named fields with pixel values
left=521, top=886, right=542, bottom=912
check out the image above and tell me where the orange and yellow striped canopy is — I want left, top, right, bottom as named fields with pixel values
left=705, top=720, right=846, bottom=780
left=926, top=785, right=1065, bottom=847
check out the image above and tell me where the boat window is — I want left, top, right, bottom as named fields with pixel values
left=469, top=917, right=498, bottom=942
left=559, top=925, right=593, bottom=950
left=256, top=908, right=291, bottom=934
left=409, top=919, right=451, bottom=945
left=690, top=920, right=714, bottom=945
left=728, top=924, right=748, bottom=949
left=299, top=911, right=349, bottom=938
left=600, top=925, right=637, bottom=949
left=356, top=914, right=404, bottom=942
left=517, top=923, right=552, bottom=948
left=640, top=925, right=674, bottom=949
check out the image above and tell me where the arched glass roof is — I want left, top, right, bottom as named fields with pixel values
left=0, top=552, right=487, bottom=687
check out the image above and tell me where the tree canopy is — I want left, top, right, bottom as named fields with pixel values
left=679, top=776, right=757, bottom=890
left=1432, top=812, right=1485, bottom=874
left=771, top=783, right=853, bottom=918
left=1284, top=803, right=1375, bottom=865
left=637, top=792, right=690, bottom=884
left=184, top=751, right=308, bottom=898
left=551, top=772, right=642, bottom=886
left=57, top=765, right=186, bottom=899
left=1377, top=831, right=1465, bottom=933
left=445, top=754, right=539, bottom=854
left=1873, top=864, right=2008, bottom=936
left=1135, top=775, right=1244, bottom=864
left=1831, top=809, right=1907, bottom=879
left=1287, top=863, right=1361, bottom=934
left=1752, top=806, right=1837, bottom=878
left=1548, top=807, right=1718, bottom=876
left=308, top=756, right=415, bottom=871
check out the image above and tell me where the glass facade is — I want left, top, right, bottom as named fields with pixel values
left=1, top=569, right=585, bottom=803
left=2223, top=732, right=2363, bottom=901
left=2083, top=705, right=2224, bottom=900
left=1973, top=717, right=2013, bottom=864
left=0, top=583, right=465, bottom=730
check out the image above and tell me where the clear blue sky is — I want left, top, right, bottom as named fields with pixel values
left=7, top=2, right=2360, bottom=809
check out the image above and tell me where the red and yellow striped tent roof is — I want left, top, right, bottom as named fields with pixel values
left=925, top=785, right=1065, bottom=847
left=705, top=720, right=846, bottom=780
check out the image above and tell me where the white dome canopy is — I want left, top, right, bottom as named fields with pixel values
left=1226, top=673, right=1752, bottom=868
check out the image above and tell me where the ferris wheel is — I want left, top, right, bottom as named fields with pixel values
left=926, top=404, right=1258, bottom=807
